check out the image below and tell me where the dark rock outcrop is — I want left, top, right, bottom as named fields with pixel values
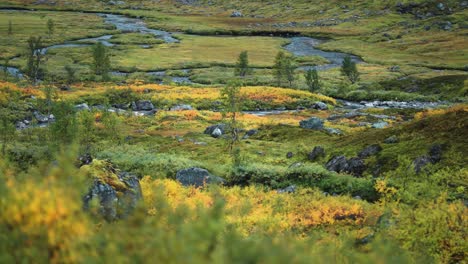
left=358, top=144, right=383, bottom=159
left=204, top=124, right=226, bottom=138
left=326, top=155, right=366, bottom=176
left=242, top=129, right=258, bottom=139
left=132, top=100, right=155, bottom=111
left=326, top=156, right=349, bottom=173
left=176, top=167, right=225, bottom=187
left=412, top=144, right=445, bottom=173
left=308, top=146, right=325, bottom=161
left=83, top=169, right=142, bottom=222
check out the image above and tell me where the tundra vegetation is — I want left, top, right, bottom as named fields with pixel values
left=0, top=0, right=467, bottom=263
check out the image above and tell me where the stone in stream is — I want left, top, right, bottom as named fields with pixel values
left=311, top=101, right=328, bottom=110
left=299, top=117, right=324, bottom=130
left=176, top=167, right=225, bottom=188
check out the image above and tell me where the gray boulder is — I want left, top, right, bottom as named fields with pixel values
left=212, top=128, right=223, bottom=138
left=347, top=157, right=366, bottom=177
left=372, top=121, right=389, bottom=129
left=312, top=102, right=328, bottom=110
left=277, top=185, right=296, bottom=194
left=170, top=104, right=193, bottom=111
left=358, top=144, right=382, bottom=158
left=204, top=124, right=226, bottom=138
left=324, top=127, right=343, bottom=135
left=242, top=129, right=258, bottom=139
left=384, top=136, right=399, bottom=144
left=308, top=146, right=325, bottom=161
left=231, top=11, right=243, bottom=17
left=33, top=111, right=54, bottom=123
left=299, top=117, right=324, bottom=130
left=16, top=121, right=28, bottom=130
left=75, top=103, right=90, bottom=111
left=326, top=156, right=366, bottom=177
left=132, top=100, right=155, bottom=111
left=83, top=171, right=142, bottom=222
left=326, top=156, right=349, bottom=173
left=176, top=167, right=225, bottom=188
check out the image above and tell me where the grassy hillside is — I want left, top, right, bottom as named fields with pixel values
left=0, top=1, right=467, bottom=263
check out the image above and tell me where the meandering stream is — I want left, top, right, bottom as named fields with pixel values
left=0, top=9, right=452, bottom=120
left=1, top=10, right=361, bottom=80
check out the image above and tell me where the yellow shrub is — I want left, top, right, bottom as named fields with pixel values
left=414, top=104, right=468, bottom=120
left=0, top=176, right=89, bottom=262
left=140, top=179, right=380, bottom=236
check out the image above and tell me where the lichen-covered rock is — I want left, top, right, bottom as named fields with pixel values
left=299, top=117, right=324, bottom=130
left=176, top=167, right=225, bottom=187
left=324, top=127, right=343, bottom=135
left=81, top=160, right=142, bottom=221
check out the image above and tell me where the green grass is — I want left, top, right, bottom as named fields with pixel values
left=112, top=34, right=290, bottom=71
left=0, top=10, right=115, bottom=58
